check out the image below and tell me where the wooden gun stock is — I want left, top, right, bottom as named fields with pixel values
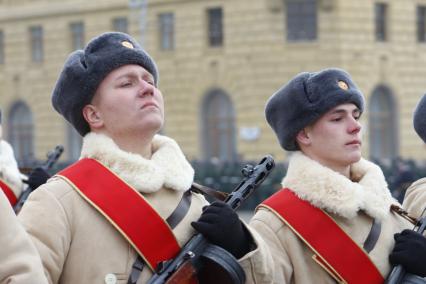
left=164, top=261, right=198, bottom=284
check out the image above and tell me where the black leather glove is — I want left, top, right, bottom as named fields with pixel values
left=191, top=201, right=251, bottom=259
left=27, top=167, right=50, bottom=191
left=389, top=229, right=426, bottom=277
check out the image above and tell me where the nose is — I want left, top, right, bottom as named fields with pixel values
left=348, top=117, right=362, bottom=134
left=137, top=80, right=155, bottom=97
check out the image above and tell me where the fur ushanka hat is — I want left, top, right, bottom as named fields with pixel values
left=51, top=32, right=159, bottom=136
left=265, top=68, right=365, bottom=151
left=413, top=94, right=426, bottom=143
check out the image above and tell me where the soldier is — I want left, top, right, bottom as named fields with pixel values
left=249, top=68, right=419, bottom=283
left=0, top=189, right=47, bottom=283
left=0, top=110, right=51, bottom=208
left=389, top=94, right=426, bottom=278
left=18, top=32, right=267, bottom=284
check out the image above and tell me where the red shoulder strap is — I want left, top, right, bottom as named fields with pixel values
left=57, top=158, right=180, bottom=271
left=260, top=188, right=384, bottom=284
left=0, top=179, right=18, bottom=206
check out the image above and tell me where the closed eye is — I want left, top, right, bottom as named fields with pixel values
left=353, top=112, right=361, bottom=120
left=119, top=81, right=133, bottom=87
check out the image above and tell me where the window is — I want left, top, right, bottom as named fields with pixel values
left=158, top=13, right=175, bottom=50
left=369, top=86, right=398, bottom=160
left=70, top=22, right=85, bottom=50
left=8, top=101, right=34, bottom=165
left=207, top=7, right=223, bottom=47
left=29, top=26, right=43, bottom=62
left=112, top=17, right=128, bottom=33
left=201, top=89, right=237, bottom=161
left=375, top=3, right=388, bottom=42
left=0, top=30, right=4, bottom=64
left=417, top=6, right=426, bottom=42
left=285, top=0, right=317, bottom=41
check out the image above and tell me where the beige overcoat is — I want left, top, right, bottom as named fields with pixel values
left=0, top=190, right=46, bottom=284
left=19, top=133, right=267, bottom=284
left=402, top=177, right=426, bottom=219
left=249, top=152, right=415, bottom=284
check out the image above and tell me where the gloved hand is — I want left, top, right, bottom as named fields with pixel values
left=191, top=201, right=251, bottom=259
left=389, top=229, right=426, bottom=277
left=27, top=167, right=50, bottom=191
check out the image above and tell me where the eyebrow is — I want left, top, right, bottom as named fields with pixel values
left=115, top=72, right=154, bottom=82
left=114, top=73, right=134, bottom=81
left=329, top=108, right=360, bottom=115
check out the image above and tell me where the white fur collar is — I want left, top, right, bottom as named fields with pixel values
left=0, top=140, right=23, bottom=196
left=282, top=152, right=396, bottom=221
left=80, top=133, right=194, bottom=193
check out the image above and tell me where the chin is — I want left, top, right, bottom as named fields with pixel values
left=346, top=152, right=362, bottom=164
left=143, top=117, right=163, bottom=130
left=143, top=123, right=163, bottom=133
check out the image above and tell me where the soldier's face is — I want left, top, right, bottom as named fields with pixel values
left=297, top=103, right=363, bottom=170
left=89, top=64, right=164, bottom=138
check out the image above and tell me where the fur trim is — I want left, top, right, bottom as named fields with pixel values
left=80, top=133, right=194, bottom=193
left=282, top=152, right=396, bottom=220
left=0, top=140, right=23, bottom=196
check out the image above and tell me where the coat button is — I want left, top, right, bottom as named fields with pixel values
left=104, top=273, right=117, bottom=284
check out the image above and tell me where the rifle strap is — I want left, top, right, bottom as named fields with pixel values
left=128, top=189, right=193, bottom=284
left=0, top=178, right=18, bottom=206
left=166, top=189, right=193, bottom=228
left=259, top=188, right=384, bottom=284
left=363, top=217, right=381, bottom=253
left=191, top=182, right=228, bottom=201
left=57, top=158, right=181, bottom=272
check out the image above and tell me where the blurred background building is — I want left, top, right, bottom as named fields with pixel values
left=0, top=0, right=426, bottom=201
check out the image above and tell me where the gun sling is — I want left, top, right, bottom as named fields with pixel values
left=259, top=188, right=384, bottom=284
left=0, top=178, right=18, bottom=206
left=363, top=217, right=381, bottom=253
left=57, top=158, right=182, bottom=273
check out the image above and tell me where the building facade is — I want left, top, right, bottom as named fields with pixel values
left=0, top=0, right=426, bottom=166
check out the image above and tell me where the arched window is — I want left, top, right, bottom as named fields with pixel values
left=369, top=85, right=398, bottom=160
left=67, top=122, right=82, bottom=162
left=201, top=89, right=237, bottom=160
left=8, top=101, right=34, bottom=164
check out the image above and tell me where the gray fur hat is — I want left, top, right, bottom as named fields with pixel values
left=51, top=32, right=159, bottom=136
left=413, top=94, right=426, bottom=143
left=265, top=68, right=365, bottom=151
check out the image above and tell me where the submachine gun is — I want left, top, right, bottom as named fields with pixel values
left=148, top=155, right=275, bottom=284
left=386, top=207, right=426, bottom=284
left=14, top=145, right=64, bottom=213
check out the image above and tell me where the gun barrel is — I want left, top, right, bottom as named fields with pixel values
left=14, top=145, right=64, bottom=213
left=43, top=145, right=64, bottom=170
left=225, top=155, right=275, bottom=210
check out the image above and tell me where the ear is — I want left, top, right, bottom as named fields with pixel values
left=82, top=104, right=103, bottom=130
left=295, top=128, right=311, bottom=147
